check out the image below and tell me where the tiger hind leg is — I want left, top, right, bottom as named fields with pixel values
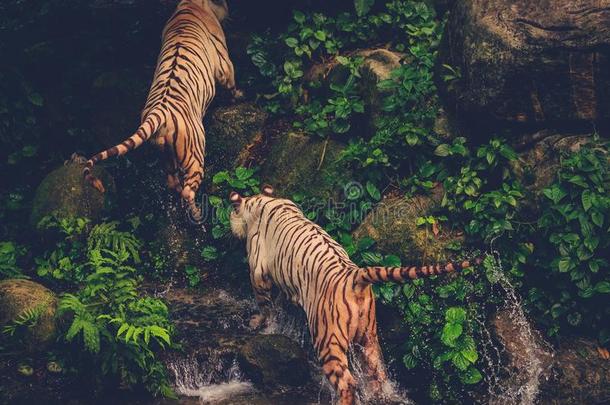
left=320, top=342, right=357, bottom=405
left=359, top=333, right=388, bottom=398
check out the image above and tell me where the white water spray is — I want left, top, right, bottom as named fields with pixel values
left=167, top=356, right=255, bottom=403
left=480, top=245, right=554, bottom=405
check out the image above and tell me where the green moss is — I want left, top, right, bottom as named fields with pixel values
left=0, top=279, right=58, bottom=352
left=260, top=131, right=350, bottom=199
left=205, top=102, right=268, bottom=172
left=30, top=163, right=114, bottom=229
left=354, top=190, right=463, bottom=263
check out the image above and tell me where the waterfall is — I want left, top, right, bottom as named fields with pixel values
left=167, top=356, right=255, bottom=403
left=479, top=247, right=554, bottom=405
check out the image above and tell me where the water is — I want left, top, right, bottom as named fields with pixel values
left=479, top=247, right=554, bottom=405
left=168, top=356, right=255, bottom=403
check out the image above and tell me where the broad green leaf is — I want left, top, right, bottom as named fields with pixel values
left=354, top=0, right=375, bottom=16
left=445, top=307, right=466, bottom=323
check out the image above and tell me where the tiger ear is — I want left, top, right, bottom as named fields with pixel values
left=230, top=191, right=242, bottom=208
left=262, top=184, right=274, bottom=196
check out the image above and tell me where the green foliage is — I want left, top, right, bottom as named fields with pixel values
left=248, top=0, right=441, bottom=143
left=294, top=56, right=365, bottom=137
left=0, top=241, right=26, bottom=279
left=184, top=265, right=201, bottom=288
left=528, top=143, right=610, bottom=342
left=58, top=245, right=174, bottom=397
left=88, top=222, right=142, bottom=264
left=2, top=305, right=44, bottom=338
left=30, top=216, right=175, bottom=397
left=209, top=166, right=261, bottom=240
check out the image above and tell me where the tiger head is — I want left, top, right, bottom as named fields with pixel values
left=207, top=0, right=229, bottom=22
left=229, top=184, right=274, bottom=239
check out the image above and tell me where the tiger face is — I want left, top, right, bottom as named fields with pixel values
left=207, top=0, right=229, bottom=22
left=229, top=184, right=275, bottom=239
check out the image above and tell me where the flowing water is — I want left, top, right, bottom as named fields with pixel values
left=167, top=356, right=255, bottom=402
left=477, top=246, right=554, bottom=405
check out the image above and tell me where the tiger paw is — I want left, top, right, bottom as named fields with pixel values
left=66, top=153, right=87, bottom=166
left=231, top=88, right=245, bottom=103
left=248, top=314, right=267, bottom=330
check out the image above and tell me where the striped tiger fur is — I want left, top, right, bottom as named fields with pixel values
left=83, top=0, right=241, bottom=221
left=230, top=186, right=479, bottom=405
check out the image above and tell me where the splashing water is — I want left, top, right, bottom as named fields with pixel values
left=349, top=347, right=413, bottom=405
left=479, top=246, right=554, bottom=405
left=263, top=303, right=412, bottom=405
left=167, top=356, right=255, bottom=403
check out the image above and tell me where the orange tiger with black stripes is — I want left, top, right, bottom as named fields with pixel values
left=230, top=185, right=479, bottom=405
left=82, top=0, right=241, bottom=221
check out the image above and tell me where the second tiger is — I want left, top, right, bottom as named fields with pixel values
left=83, top=0, right=241, bottom=222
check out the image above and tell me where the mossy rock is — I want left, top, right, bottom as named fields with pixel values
left=260, top=131, right=350, bottom=199
left=205, top=102, right=268, bottom=172
left=30, top=162, right=114, bottom=229
left=238, top=334, right=310, bottom=388
left=353, top=187, right=463, bottom=263
left=0, top=279, right=58, bottom=352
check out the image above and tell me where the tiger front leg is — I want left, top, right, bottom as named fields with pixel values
left=181, top=168, right=204, bottom=224
left=249, top=268, right=273, bottom=330
left=217, top=60, right=244, bottom=102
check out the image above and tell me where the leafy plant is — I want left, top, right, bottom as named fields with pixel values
left=528, top=143, right=610, bottom=342
left=209, top=166, right=261, bottom=239
left=2, top=305, right=45, bottom=338
left=59, top=248, right=175, bottom=397
left=184, top=265, right=201, bottom=288
left=0, top=241, right=25, bottom=279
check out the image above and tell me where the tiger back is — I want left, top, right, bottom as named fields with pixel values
left=82, top=0, right=241, bottom=222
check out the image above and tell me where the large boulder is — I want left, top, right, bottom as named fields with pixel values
left=539, top=338, right=610, bottom=405
left=0, top=279, right=58, bottom=352
left=353, top=187, right=463, bottom=263
left=30, top=162, right=114, bottom=229
left=438, top=0, right=610, bottom=131
left=237, top=334, right=310, bottom=388
left=260, top=131, right=349, bottom=199
left=205, top=102, right=268, bottom=172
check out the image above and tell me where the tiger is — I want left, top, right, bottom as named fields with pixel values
left=230, top=185, right=479, bottom=405
left=82, top=0, right=241, bottom=222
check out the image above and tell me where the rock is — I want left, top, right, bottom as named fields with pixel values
left=353, top=186, right=463, bottom=263
left=0, top=279, right=58, bottom=352
left=438, top=0, right=610, bottom=131
left=513, top=131, right=591, bottom=200
left=492, top=309, right=554, bottom=376
left=491, top=309, right=610, bottom=405
left=539, top=338, right=610, bottom=405
left=205, top=102, right=268, bottom=172
left=152, top=212, right=201, bottom=275
left=260, top=131, right=349, bottom=199
left=238, top=334, right=310, bottom=388
left=30, top=162, right=114, bottom=229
